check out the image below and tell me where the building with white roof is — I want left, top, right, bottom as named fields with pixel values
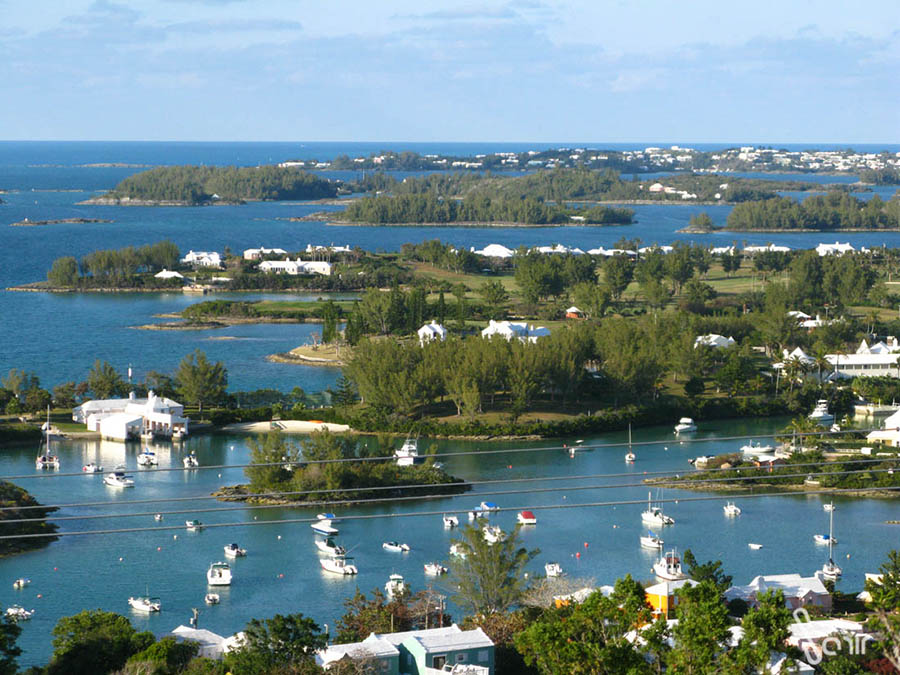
left=815, top=241, right=855, bottom=256
left=73, top=391, right=188, bottom=441
left=743, top=244, right=791, bottom=254
left=481, top=320, right=550, bottom=343
left=306, top=244, right=352, bottom=254
left=180, top=250, right=222, bottom=268
left=258, top=259, right=333, bottom=276
left=827, top=338, right=900, bottom=379
left=638, top=245, right=674, bottom=254
left=167, top=626, right=230, bottom=660
left=154, top=269, right=184, bottom=280
left=471, top=244, right=516, bottom=259
left=418, top=321, right=448, bottom=346
left=786, top=618, right=869, bottom=661
left=243, top=246, right=288, bottom=260
left=694, top=334, right=736, bottom=349
left=724, top=572, right=832, bottom=611
left=533, top=244, right=584, bottom=255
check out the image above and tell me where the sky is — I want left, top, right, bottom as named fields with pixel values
left=0, top=0, right=898, bottom=143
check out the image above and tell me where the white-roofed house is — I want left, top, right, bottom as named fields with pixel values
left=258, top=259, right=333, bottom=276
left=418, top=321, right=448, bottom=346
left=694, top=334, right=736, bottom=349
left=743, top=244, right=791, bottom=254
left=471, top=244, right=515, bottom=259
left=317, top=634, right=400, bottom=673
left=866, top=408, right=900, bottom=446
left=180, top=251, right=222, bottom=268
left=724, top=572, right=832, bottom=611
left=481, top=320, right=550, bottom=344
left=154, top=269, right=184, bottom=280
left=74, top=390, right=189, bottom=441
left=815, top=241, right=855, bottom=256
left=243, top=246, right=288, bottom=260
left=167, top=625, right=229, bottom=660
left=786, top=618, right=870, bottom=664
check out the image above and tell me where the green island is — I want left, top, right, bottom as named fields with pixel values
left=724, top=192, right=900, bottom=231
left=0, top=480, right=59, bottom=556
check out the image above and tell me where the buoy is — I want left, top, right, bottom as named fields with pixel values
left=36, top=594, right=41, bottom=599
left=230, top=446, right=234, bottom=450
left=53, top=567, right=57, bottom=571
left=664, top=446, right=668, bottom=450
left=507, top=465, right=512, bottom=469
left=278, top=573, right=284, bottom=578
left=562, top=495, right=566, bottom=499
left=576, top=552, right=581, bottom=559
left=118, top=557, right=123, bottom=562
left=584, top=542, right=589, bottom=548
left=173, top=535, right=178, bottom=540
left=846, top=554, right=851, bottom=559
left=277, top=535, right=282, bottom=540
left=218, top=473, right=222, bottom=478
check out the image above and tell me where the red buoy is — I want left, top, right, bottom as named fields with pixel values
left=584, top=542, right=589, bottom=548
left=575, top=552, right=581, bottom=559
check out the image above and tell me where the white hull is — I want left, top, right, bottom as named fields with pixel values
left=748, top=543, right=763, bottom=550
left=205, top=593, right=220, bottom=605
left=320, top=558, right=358, bottom=575
left=641, top=511, right=674, bottom=527
left=640, top=535, right=663, bottom=550
left=128, top=596, right=161, bottom=612
left=311, top=521, right=338, bottom=536
left=223, top=545, right=246, bottom=558
left=443, top=515, right=459, bottom=528
left=104, top=473, right=134, bottom=488
left=544, top=563, right=563, bottom=578
left=424, top=563, right=447, bottom=576
left=382, top=542, right=410, bottom=553
left=207, top=563, right=232, bottom=586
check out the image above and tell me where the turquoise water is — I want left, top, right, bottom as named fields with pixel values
left=1, top=418, right=898, bottom=667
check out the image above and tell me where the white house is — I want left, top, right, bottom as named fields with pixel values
left=73, top=391, right=189, bottom=441
left=306, top=244, right=352, bottom=254
left=418, top=321, right=448, bottom=346
left=533, top=244, right=584, bottom=255
left=154, top=269, right=184, bottom=280
left=243, top=246, right=287, bottom=260
left=481, top=320, right=550, bottom=344
left=743, top=244, right=791, bottom=254
left=827, top=339, right=900, bottom=379
left=786, top=618, right=869, bottom=662
left=816, top=241, right=855, bottom=256
left=471, top=244, right=516, bottom=259
left=638, top=245, right=674, bottom=255
left=180, top=251, right=222, bottom=268
left=724, top=572, right=832, bottom=611
left=167, top=626, right=229, bottom=660
left=711, top=246, right=736, bottom=255
left=258, top=259, right=332, bottom=276
left=694, top=334, right=736, bottom=349
left=866, top=408, right=900, bottom=446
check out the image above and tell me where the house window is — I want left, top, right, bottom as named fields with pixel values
left=478, top=650, right=489, bottom=662
left=456, top=652, right=468, bottom=662
left=432, top=655, right=447, bottom=669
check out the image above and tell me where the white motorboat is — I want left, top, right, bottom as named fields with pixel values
left=691, top=455, right=715, bottom=469
left=128, top=596, right=161, bottom=613
left=385, top=573, right=407, bottom=598
left=479, top=501, right=499, bottom=512
left=653, top=549, right=688, bottom=581
left=449, top=543, right=467, bottom=558
left=315, top=538, right=346, bottom=556
left=674, top=417, right=697, bottom=434
left=820, top=507, right=842, bottom=581
left=395, top=437, right=420, bottom=466
left=12, top=578, right=30, bottom=590
left=185, top=520, right=204, bottom=531
left=723, top=502, right=742, bottom=517
left=544, top=562, right=564, bottom=578
left=317, top=512, right=340, bottom=522
left=35, top=454, right=59, bottom=470
left=311, top=520, right=339, bottom=536
left=104, top=467, right=135, bottom=488
left=137, top=450, right=158, bottom=467
left=808, top=399, right=834, bottom=423
left=206, top=562, right=232, bottom=586
left=748, top=543, right=764, bottom=550
left=82, top=463, right=103, bottom=473
left=814, top=534, right=837, bottom=545
left=321, top=556, right=358, bottom=575
left=517, top=510, right=537, bottom=525
left=5, top=606, right=33, bottom=621
left=205, top=593, right=220, bottom=605
left=183, top=452, right=199, bottom=468
left=442, top=514, right=459, bottom=528
left=482, top=525, right=505, bottom=545
left=640, top=531, right=664, bottom=550
left=467, top=510, right=480, bottom=521
left=823, top=502, right=835, bottom=512
left=424, top=562, right=447, bottom=576
left=641, top=492, right=674, bottom=526
left=154, top=513, right=163, bottom=522
left=223, top=543, right=246, bottom=558
left=383, top=541, right=410, bottom=553
left=741, top=441, right=775, bottom=457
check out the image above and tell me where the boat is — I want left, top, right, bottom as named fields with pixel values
left=748, top=543, right=764, bottom=550
left=821, top=507, right=842, bottom=580
left=5, top=606, right=33, bottom=621
left=382, top=541, right=410, bottom=553
left=823, top=502, right=835, bottom=512
left=205, top=593, right=220, bottom=605
left=317, top=512, right=340, bottom=522
left=311, top=520, right=339, bottom=536
left=395, top=436, right=420, bottom=466
left=172, top=427, right=186, bottom=442
left=320, top=556, right=358, bottom=575
left=12, top=578, right=30, bottom=590
left=808, top=399, right=834, bottom=423
left=154, top=513, right=163, bottom=522
left=640, top=531, right=664, bottom=550
left=449, top=543, right=467, bottom=558
left=653, top=549, right=688, bottom=581
left=315, top=538, right=346, bottom=556
left=625, top=424, right=636, bottom=462
left=424, top=562, right=447, bottom=576
left=137, top=449, right=158, bottom=467
left=741, top=441, right=775, bottom=457
left=104, top=467, right=135, bottom=488
left=813, top=534, right=837, bottom=545
left=384, top=573, right=407, bottom=598
left=544, top=562, right=564, bottom=578
left=185, top=520, right=204, bottom=531
left=479, top=501, right=499, bottom=512
left=723, top=502, right=742, bottom=517
left=482, top=525, right=505, bottom=545
left=674, top=417, right=697, bottom=434
left=206, top=562, right=232, bottom=586
left=183, top=452, right=199, bottom=468
left=641, top=492, right=674, bottom=526
left=35, top=454, right=59, bottom=470
left=128, top=596, right=161, bottom=613
left=517, top=510, right=537, bottom=525
left=442, top=514, right=459, bottom=528
left=223, top=543, right=246, bottom=558
left=467, top=510, right=479, bottom=521
left=82, top=463, right=103, bottom=473
left=692, top=455, right=715, bottom=469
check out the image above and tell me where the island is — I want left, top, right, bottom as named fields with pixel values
left=0, top=481, right=59, bottom=556
left=9, top=217, right=113, bottom=227
left=724, top=192, right=900, bottom=231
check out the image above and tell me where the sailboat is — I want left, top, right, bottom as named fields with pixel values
left=624, top=424, right=636, bottom=463
left=821, top=507, right=842, bottom=581
left=35, top=407, right=60, bottom=470
left=641, top=491, right=674, bottom=526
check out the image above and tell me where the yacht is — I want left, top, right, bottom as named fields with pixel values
left=395, top=437, right=420, bottom=466
left=479, top=501, right=499, bottom=512
left=385, top=573, right=407, bottom=598
left=442, top=514, right=459, bottom=528
left=723, top=502, right=742, bottom=517
left=137, top=450, right=158, bottom=467
left=154, top=514, right=163, bottom=522
left=424, top=562, right=447, bottom=576
left=382, top=541, right=410, bottom=553
left=5, top=606, right=33, bottom=622
left=172, top=428, right=186, bottom=442
left=223, top=543, right=246, bottom=558
left=814, top=533, right=837, bottom=545
left=128, top=596, right=161, bottom=613
left=674, top=417, right=697, bottom=434
left=82, top=463, right=103, bottom=473
left=12, top=578, right=30, bottom=590
left=748, top=543, right=764, bottom=550
left=544, top=562, right=564, bottom=578
left=185, top=520, right=204, bottom=531
left=741, top=441, right=775, bottom=457
left=517, top=510, right=537, bottom=525
left=35, top=455, right=59, bottom=470
left=653, top=549, right=688, bottom=581
left=482, top=525, right=505, bottom=545
left=320, top=556, right=358, bottom=575
left=311, top=520, right=339, bottom=536
left=640, top=531, right=664, bottom=550
left=104, top=467, right=135, bottom=488
left=808, top=400, right=834, bottom=423
left=821, top=507, right=842, bottom=580
left=641, top=492, right=674, bottom=526
left=467, top=509, right=480, bottom=521
left=206, top=562, right=232, bottom=586
left=183, top=452, right=199, bottom=468
left=315, top=538, right=346, bottom=556
left=204, top=593, right=220, bottom=605
left=449, top=543, right=467, bottom=558
left=317, top=512, right=340, bottom=522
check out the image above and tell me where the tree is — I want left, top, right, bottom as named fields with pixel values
left=48, top=610, right=154, bottom=675
left=225, top=613, right=326, bottom=674
left=52, top=381, right=77, bottom=409
left=143, top=371, right=177, bottom=399
left=321, top=300, right=339, bottom=344
left=175, top=350, right=227, bottom=413
left=125, top=636, right=199, bottom=675
left=666, top=580, right=731, bottom=674
left=479, top=280, right=510, bottom=320
left=867, top=549, right=900, bottom=670
left=682, top=549, right=732, bottom=593
left=47, top=256, right=79, bottom=286
left=733, top=589, right=792, bottom=671
left=335, top=587, right=450, bottom=644
left=450, top=521, right=538, bottom=615
left=23, top=388, right=51, bottom=414
left=87, top=360, right=127, bottom=399
left=0, top=613, right=21, bottom=675
left=452, top=283, right=468, bottom=330
left=0, top=369, right=26, bottom=397
left=603, top=255, right=634, bottom=301
left=244, top=431, right=299, bottom=491
left=571, top=281, right=610, bottom=319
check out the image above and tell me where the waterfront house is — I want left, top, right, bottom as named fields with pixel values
left=471, top=244, right=515, bottom=259
left=553, top=585, right=614, bottom=608
left=866, top=408, right=900, bottom=446
left=645, top=579, right=698, bottom=618
left=243, top=246, right=287, bottom=260
left=180, top=250, right=222, bottom=268
left=154, top=269, right=184, bottom=280
left=418, top=320, right=447, bottom=346
left=167, top=626, right=229, bottom=659
left=826, top=338, right=900, bottom=379
left=307, top=243, right=352, bottom=254
left=74, top=391, right=189, bottom=441
left=481, top=320, right=550, bottom=344
left=724, top=572, right=832, bottom=611
left=815, top=241, right=855, bottom=256
left=258, top=259, right=333, bottom=276
left=743, top=244, right=791, bottom=254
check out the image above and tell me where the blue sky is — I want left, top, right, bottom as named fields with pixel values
left=1, top=0, right=898, bottom=142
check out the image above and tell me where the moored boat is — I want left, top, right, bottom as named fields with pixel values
left=137, top=449, right=158, bottom=467
left=479, top=501, right=499, bottom=512
left=5, top=606, right=33, bottom=621
left=640, top=531, right=664, bottom=550
left=544, top=562, right=564, bottom=578
left=206, top=562, right=232, bottom=586
left=741, top=441, right=775, bottom=457
left=424, top=562, right=447, bottom=576
left=482, top=525, right=505, bottom=545
left=823, top=502, right=835, bottom=512
left=104, top=467, right=135, bottom=488
left=311, top=520, right=339, bottom=536
left=674, top=417, right=697, bottom=434
left=315, top=538, right=346, bottom=556
left=723, top=502, right=742, bottom=517
left=320, top=556, right=358, bottom=575
left=442, top=514, right=459, bottom=528
left=185, top=520, right=204, bottom=531
left=385, top=573, right=407, bottom=598
left=128, top=596, right=161, bottom=612
left=82, top=463, right=103, bottom=473
left=517, top=510, right=537, bottom=525
left=449, top=543, right=467, bottom=558
left=808, top=399, right=834, bottom=423
left=12, top=578, right=30, bottom=590
left=223, top=543, right=246, bottom=558
left=382, top=541, right=410, bottom=553
left=641, top=492, right=674, bottom=526
left=205, top=593, right=220, bottom=605
left=183, top=452, right=199, bottom=468
left=748, top=543, right=763, bottom=550
left=814, top=534, right=837, bottom=545
left=35, top=455, right=59, bottom=470
left=317, top=512, right=340, bottom=522
left=653, top=549, right=688, bottom=581
left=395, top=437, right=420, bottom=466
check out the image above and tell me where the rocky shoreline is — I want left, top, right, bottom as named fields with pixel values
left=9, top=217, right=113, bottom=227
